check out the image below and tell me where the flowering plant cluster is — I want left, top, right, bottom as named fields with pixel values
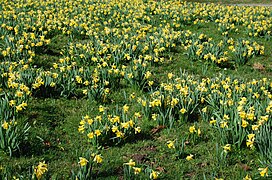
left=0, top=0, right=271, bottom=179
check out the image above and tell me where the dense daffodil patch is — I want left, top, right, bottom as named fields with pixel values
left=0, top=0, right=271, bottom=179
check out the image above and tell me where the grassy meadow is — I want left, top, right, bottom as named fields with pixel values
left=0, top=0, right=272, bottom=179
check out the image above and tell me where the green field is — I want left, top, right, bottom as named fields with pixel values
left=0, top=0, right=272, bottom=179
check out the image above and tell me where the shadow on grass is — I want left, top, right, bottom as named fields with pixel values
left=102, top=130, right=154, bottom=149
left=31, top=85, right=86, bottom=99
left=95, top=166, right=123, bottom=180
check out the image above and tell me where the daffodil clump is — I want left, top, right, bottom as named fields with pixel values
left=77, top=103, right=145, bottom=179
left=188, top=124, right=202, bottom=144
left=205, top=76, right=272, bottom=151
left=138, top=71, right=204, bottom=127
left=78, top=104, right=141, bottom=147
left=72, top=149, right=103, bottom=179
left=124, top=59, right=153, bottom=89
left=139, top=71, right=271, bottom=159
left=123, top=159, right=160, bottom=179
left=180, top=31, right=264, bottom=66
left=0, top=66, right=31, bottom=119
left=166, top=137, right=188, bottom=159
left=0, top=118, right=30, bottom=156
left=0, top=63, right=31, bottom=156
left=123, top=159, right=141, bottom=179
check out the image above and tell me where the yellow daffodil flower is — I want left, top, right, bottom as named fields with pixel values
left=78, top=157, right=88, bottom=167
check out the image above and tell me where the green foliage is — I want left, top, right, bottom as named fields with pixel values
left=0, top=118, right=30, bottom=157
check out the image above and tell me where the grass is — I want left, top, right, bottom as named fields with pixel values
left=1, top=0, right=272, bottom=179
